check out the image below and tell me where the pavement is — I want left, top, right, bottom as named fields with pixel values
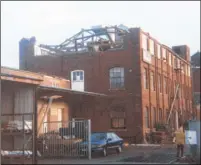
left=38, top=144, right=194, bottom=164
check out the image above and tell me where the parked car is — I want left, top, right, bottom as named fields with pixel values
left=80, top=132, right=124, bottom=157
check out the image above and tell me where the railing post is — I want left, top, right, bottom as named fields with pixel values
left=88, top=119, right=91, bottom=160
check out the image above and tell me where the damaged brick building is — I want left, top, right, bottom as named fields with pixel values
left=191, top=51, right=200, bottom=120
left=19, top=25, right=193, bottom=143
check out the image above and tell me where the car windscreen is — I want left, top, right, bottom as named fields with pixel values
left=91, top=133, right=106, bottom=141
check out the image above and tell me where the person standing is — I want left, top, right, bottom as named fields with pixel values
left=173, top=123, right=185, bottom=158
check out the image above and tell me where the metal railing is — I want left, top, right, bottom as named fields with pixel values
left=37, top=119, right=91, bottom=159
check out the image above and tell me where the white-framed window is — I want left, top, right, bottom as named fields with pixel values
left=72, top=70, right=84, bottom=81
left=162, top=48, right=167, bottom=61
left=188, top=66, right=191, bottom=76
left=142, top=34, right=148, bottom=50
left=177, top=59, right=181, bottom=69
left=150, top=71, right=155, bottom=91
left=144, top=68, right=148, bottom=89
left=109, top=67, right=125, bottom=89
left=149, top=39, right=155, bottom=55
left=181, top=62, right=184, bottom=73
left=158, top=74, right=162, bottom=93
left=174, top=57, right=177, bottom=68
left=157, top=44, right=161, bottom=59
left=168, top=52, right=172, bottom=66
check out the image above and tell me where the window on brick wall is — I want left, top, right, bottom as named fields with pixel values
left=111, top=118, right=126, bottom=129
left=109, top=67, right=125, bottom=89
left=144, top=68, right=148, bottom=89
left=159, top=108, right=163, bottom=122
left=169, top=52, right=172, bottom=66
left=188, top=66, right=191, bottom=76
left=177, top=59, right=181, bottom=69
left=150, top=71, right=155, bottom=91
left=142, top=34, right=148, bottom=50
left=164, top=76, right=168, bottom=94
left=149, top=39, right=155, bottom=55
left=145, top=106, right=149, bottom=128
left=72, top=70, right=84, bottom=81
left=174, top=57, right=177, bottom=68
left=158, top=74, right=162, bottom=93
left=153, top=107, right=157, bottom=127
left=157, top=44, right=161, bottom=59
left=110, top=108, right=126, bottom=129
left=162, top=48, right=167, bottom=62
left=181, top=62, right=184, bottom=73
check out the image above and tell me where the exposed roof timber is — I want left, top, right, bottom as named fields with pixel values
left=39, top=44, right=65, bottom=54
left=38, top=26, right=128, bottom=53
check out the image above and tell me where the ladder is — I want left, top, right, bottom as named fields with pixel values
left=166, top=83, right=180, bottom=125
left=37, top=97, right=53, bottom=136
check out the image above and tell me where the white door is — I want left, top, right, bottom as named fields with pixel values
left=58, top=109, right=62, bottom=128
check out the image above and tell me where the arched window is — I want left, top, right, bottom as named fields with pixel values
left=109, top=67, right=124, bottom=89
left=71, top=70, right=84, bottom=91
left=71, top=70, right=84, bottom=81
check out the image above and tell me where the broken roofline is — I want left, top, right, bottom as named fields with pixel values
left=38, top=25, right=129, bottom=53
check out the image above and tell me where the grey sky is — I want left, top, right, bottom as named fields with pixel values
left=1, top=1, right=200, bottom=69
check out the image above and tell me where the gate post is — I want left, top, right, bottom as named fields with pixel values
left=87, top=119, right=91, bottom=160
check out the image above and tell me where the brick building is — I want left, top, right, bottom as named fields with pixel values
left=191, top=52, right=200, bottom=120
left=19, top=26, right=193, bottom=143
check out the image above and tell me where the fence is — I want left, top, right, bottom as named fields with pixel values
left=187, top=120, right=200, bottom=163
left=37, top=119, right=91, bottom=160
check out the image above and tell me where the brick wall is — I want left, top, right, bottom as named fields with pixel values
left=21, top=27, right=193, bottom=142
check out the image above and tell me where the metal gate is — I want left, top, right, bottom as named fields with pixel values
left=37, top=119, right=91, bottom=159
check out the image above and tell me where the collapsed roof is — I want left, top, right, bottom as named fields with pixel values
left=37, top=24, right=130, bottom=55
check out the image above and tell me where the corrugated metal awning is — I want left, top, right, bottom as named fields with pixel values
left=38, top=85, right=108, bottom=97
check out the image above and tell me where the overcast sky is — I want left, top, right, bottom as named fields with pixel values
left=1, top=1, right=200, bottom=69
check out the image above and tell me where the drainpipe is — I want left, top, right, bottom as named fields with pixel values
left=33, top=87, right=38, bottom=164
left=191, top=66, right=196, bottom=120
left=0, top=75, right=1, bottom=165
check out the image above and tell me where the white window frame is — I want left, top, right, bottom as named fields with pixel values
left=144, top=68, right=148, bottom=89
left=168, top=52, right=172, bottom=66
left=162, top=48, right=167, bottom=61
left=142, top=34, right=148, bottom=50
left=149, top=39, right=155, bottom=55
left=109, top=67, right=125, bottom=89
left=157, top=44, right=161, bottom=59
left=188, top=66, right=191, bottom=76
left=71, top=70, right=84, bottom=82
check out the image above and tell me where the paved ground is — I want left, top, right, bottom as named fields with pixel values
left=38, top=144, right=192, bottom=164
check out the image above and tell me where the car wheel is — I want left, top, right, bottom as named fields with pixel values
left=102, top=147, right=107, bottom=157
left=116, top=146, right=122, bottom=154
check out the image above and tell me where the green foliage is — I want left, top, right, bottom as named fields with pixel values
left=155, top=122, right=166, bottom=131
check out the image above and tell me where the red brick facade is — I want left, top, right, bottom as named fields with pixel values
left=20, top=27, right=193, bottom=143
